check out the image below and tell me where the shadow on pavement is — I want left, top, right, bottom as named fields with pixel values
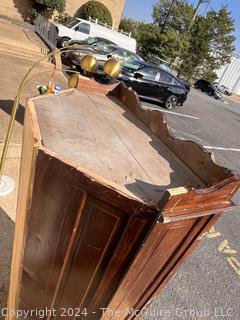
left=0, top=207, right=14, bottom=317
left=0, top=100, right=25, bottom=125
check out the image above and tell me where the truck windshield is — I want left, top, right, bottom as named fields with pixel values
left=65, top=19, right=79, bottom=29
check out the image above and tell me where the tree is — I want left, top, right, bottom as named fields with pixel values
left=137, top=23, right=188, bottom=62
left=152, top=0, right=195, bottom=32
left=119, top=18, right=188, bottom=62
left=207, top=6, right=235, bottom=67
left=76, top=1, right=113, bottom=26
left=34, top=0, right=66, bottom=14
left=119, top=17, right=139, bottom=39
left=176, top=5, right=235, bottom=81
left=177, top=15, right=213, bottom=79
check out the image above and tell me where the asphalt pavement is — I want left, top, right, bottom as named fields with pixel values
left=142, top=88, right=240, bottom=319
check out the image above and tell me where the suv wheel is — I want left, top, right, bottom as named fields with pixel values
left=165, top=95, right=178, bottom=110
left=59, top=37, right=70, bottom=47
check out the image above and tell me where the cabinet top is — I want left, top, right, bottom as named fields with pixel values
left=31, top=88, right=202, bottom=205
left=28, top=78, right=239, bottom=211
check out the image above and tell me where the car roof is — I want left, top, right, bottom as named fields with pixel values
left=99, top=45, right=140, bottom=56
left=92, top=37, right=116, bottom=44
left=129, top=60, right=180, bottom=80
left=196, top=79, right=210, bottom=84
left=105, top=44, right=133, bottom=52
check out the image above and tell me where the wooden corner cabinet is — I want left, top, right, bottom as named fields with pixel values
left=7, top=78, right=240, bottom=320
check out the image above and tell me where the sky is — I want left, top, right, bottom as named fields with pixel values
left=123, top=0, right=240, bottom=55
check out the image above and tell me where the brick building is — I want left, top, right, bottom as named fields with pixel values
left=0, top=0, right=125, bottom=28
left=66, top=0, right=125, bottom=28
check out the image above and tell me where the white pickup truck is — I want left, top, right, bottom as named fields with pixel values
left=55, top=18, right=137, bottom=52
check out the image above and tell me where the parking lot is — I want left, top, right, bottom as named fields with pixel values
left=142, top=88, right=240, bottom=319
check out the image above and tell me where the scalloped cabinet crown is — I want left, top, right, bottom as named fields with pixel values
left=7, top=78, right=240, bottom=320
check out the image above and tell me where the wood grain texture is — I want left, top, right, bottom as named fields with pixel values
left=17, top=149, right=159, bottom=320
left=101, top=214, right=221, bottom=320
left=33, top=89, right=202, bottom=206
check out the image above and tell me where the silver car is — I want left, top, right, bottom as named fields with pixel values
left=214, top=83, right=233, bottom=96
left=66, top=44, right=143, bottom=69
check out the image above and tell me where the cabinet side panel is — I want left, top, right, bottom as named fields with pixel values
left=7, top=106, right=40, bottom=320
left=102, top=215, right=219, bottom=320
left=18, top=152, right=86, bottom=313
left=16, top=150, right=158, bottom=319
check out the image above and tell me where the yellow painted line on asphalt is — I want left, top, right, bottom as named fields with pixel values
left=218, top=240, right=237, bottom=254
left=207, top=228, right=240, bottom=278
left=227, top=257, right=240, bottom=276
left=207, top=226, right=222, bottom=238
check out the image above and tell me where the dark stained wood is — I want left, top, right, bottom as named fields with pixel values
left=101, top=214, right=221, bottom=320
left=7, top=76, right=240, bottom=320
left=77, top=75, right=118, bottom=95
left=17, top=148, right=160, bottom=320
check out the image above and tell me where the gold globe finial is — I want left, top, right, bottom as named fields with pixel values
left=103, top=59, right=122, bottom=78
left=68, top=74, right=79, bottom=89
left=80, top=55, right=98, bottom=73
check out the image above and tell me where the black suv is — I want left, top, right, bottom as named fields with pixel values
left=194, top=79, right=222, bottom=99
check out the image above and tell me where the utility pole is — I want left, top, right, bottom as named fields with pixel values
left=161, top=0, right=176, bottom=33
left=188, top=0, right=211, bottom=31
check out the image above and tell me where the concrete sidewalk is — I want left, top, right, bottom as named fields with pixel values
left=0, top=18, right=49, bottom=61
left=0, top=19, right=67, bottom=317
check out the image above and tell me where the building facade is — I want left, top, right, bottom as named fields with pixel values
left=66, top=0, right=125, bottom=28
left=0, top=0, right=125, bottom=28
left=217, top=55, right=240, bottom=95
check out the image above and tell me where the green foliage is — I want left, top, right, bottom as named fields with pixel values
left=207, top=6, right=235, bottom=66
left=137, top=23, right=188, bottom=63
left=119, top=17, right=139, bottom=39
left=35, top=0, right=66, bottom=13
left=30, top=8, right=38, bottom=23
left=178, top=5, right=235, bottom=80
left=177, top=15, right=213, bottom=79
left=76, top=1, right=113, bottom=26
left=152, top=0, right=195, bottom=32
left=54, top=12, right=73, bottom=25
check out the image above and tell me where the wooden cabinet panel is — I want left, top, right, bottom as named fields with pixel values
left=17, top=150, right=158, bottom=320
left=102, top=214, right=219, bottom=320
